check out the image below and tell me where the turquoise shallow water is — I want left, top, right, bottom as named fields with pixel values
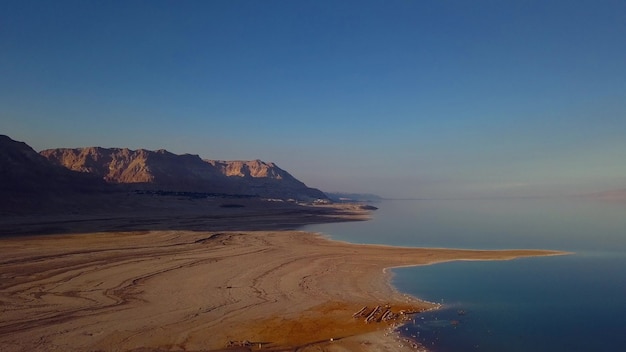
left=303, top=199, right=626, bottom=352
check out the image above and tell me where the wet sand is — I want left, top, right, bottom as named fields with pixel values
left=0, top=227, right=566, bottom=352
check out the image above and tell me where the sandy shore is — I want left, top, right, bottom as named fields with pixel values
left=0, top=227, right=566, bottom=352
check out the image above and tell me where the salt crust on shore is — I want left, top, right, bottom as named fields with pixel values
left=0, top=230, right=565, bottom=352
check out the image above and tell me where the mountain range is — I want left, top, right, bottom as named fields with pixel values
left=39, top=146, right=326, bottom=200
left=1, top=135, right=327, bottom=212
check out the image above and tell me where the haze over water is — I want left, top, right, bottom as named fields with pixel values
left=304, top=198, right=626, bottom=351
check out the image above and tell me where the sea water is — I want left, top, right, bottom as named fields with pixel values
left=303, top=199, right=626, bottom=352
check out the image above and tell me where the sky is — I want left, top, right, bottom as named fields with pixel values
left=1, top=0, right=625, bottom=199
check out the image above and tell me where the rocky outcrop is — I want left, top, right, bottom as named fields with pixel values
left=40, top=147, right=327, bottom=201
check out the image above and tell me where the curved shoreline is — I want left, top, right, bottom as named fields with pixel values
left=0, top=229, right=567, bottom=352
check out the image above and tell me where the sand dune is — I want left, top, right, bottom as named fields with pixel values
left=0, top=229, right=565, bottom=351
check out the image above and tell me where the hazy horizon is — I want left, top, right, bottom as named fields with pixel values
left=2, top=1, right=625, bottom=199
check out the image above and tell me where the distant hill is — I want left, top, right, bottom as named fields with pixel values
left=0, top=135, right=104, bottom=194
left=0, top=135, right=107, bottom=213
left=583, top=189, right=626, bottom=201
left=39, top=146, right=327, bottom=201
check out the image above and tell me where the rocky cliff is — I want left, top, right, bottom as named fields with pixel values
left=39, top=147, right=327, bottom=200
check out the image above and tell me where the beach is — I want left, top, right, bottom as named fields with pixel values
left=0, top=212, right=566, bottom=352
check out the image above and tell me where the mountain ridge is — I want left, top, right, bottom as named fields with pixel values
left=0, top=135, right=105, bottom=194
left=39, top=145, right=326, bottom=200
left=1, top=134, right=328, bottom=216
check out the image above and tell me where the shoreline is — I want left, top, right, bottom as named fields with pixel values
left=0, top=226, right=568, bottom=352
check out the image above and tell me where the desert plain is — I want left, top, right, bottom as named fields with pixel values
left=0, top=200, right=566, bottom=352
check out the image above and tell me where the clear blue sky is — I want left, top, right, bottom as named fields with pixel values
left=2, top=0, right=625, bottom=198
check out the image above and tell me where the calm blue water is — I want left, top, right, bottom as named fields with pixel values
left=303, top=199, right=626, bottom=352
